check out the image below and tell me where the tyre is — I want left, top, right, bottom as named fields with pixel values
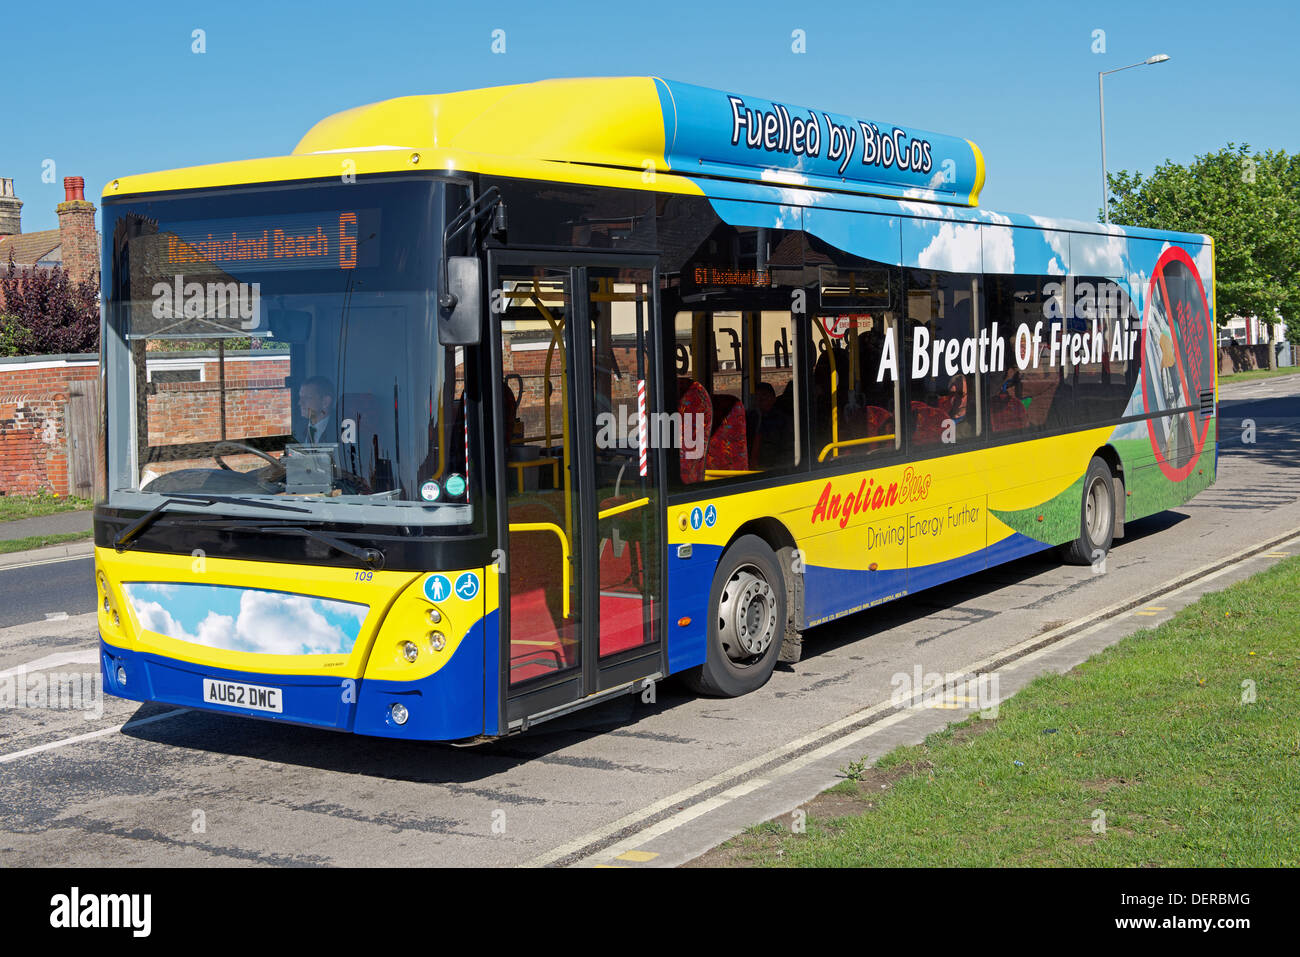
left=683, top=535, right=787, bottom=697
left=1061, top=456, right=1115, bottom=566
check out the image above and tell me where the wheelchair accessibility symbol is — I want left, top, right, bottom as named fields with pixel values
left=424, top=574, right=452, bottom=603
left=704, top=504, right=717, bottom=527
left=454, top=572, right=480, bottom=601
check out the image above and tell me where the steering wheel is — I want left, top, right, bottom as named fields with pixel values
left=212, top=441, right=282, bottom=472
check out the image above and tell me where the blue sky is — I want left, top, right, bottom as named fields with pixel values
left=4, top=0, right=1296, bottom=234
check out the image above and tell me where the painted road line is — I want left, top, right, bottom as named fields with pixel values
left=615, top=850, right=658, bottom=863
left=0, top=648, right=100, bottom=680
left=540, top=525, right=1300, bottom=868
left=0, top=548, right=94, bottom=572
left=0, top=709, right=188, bottom=764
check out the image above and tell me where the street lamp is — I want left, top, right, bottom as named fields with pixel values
left=1099, top=54, right=1171, bottom=224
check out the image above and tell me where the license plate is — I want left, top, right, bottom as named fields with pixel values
left=202, top=678, right=283, bottom=714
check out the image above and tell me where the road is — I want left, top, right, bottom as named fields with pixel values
left=2, top=373, right=1298, bottom=867
left=0, top=555, right=95, bottom=629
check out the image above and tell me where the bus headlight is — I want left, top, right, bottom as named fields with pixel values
left=426, top=607, right=442, bottom=625
left=402, top=641, right=419, bottom=663
left=428, top=631, right=446, bottom=652
left=390, top=702, right=409, bottom=725
left=116, top=665, right=127, bottom=687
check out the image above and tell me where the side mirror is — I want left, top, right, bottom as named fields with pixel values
left=438, top=256, right=483, bottom=345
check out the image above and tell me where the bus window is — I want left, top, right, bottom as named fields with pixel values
left=1071, top=277, right=1141, bottom=428
left=664, top=222, right=805, bottom=488
left=809, top=259, right=903, bottom=466
left=667, top=308, right=802, bottom=487
left=753, top=310, right=798, bottom=472
left=904, top=269, right=983, bottom=451
left=985, top=275, right=1061, bottom=439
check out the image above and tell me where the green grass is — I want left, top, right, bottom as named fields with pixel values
left=0, top=531, right=93, bottom=554
left=0, top=491, right=93, bottom=523
left=1219, top=367, right=1300, bottom=385
left=718, top=554, right=1300, bottom=867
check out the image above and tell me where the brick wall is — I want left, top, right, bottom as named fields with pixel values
left=0, top=353, right=292, bottom=496
left=1219, top=343, right=1274, bottom=375
left=142, top=356, right=291, bottom=478
left=0, top=391, right=71, bottom=495
left=0, top=359, right=96, bottom=496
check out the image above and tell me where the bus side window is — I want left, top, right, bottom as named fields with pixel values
left=985, top=275, right=1056, bottom=440
left=905, top=269, right=983, bottom=451
left=809, top=257, right=903, bottom=466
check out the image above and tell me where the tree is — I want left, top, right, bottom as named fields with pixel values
left=0, top=254, right=100, bottom=355
left=1105, top=145, right=1300, bottom=340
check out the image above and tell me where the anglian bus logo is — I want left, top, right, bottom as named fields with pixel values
left=811, top=467, right=932, bottom=528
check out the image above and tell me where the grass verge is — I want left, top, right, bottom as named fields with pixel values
left=0, top=531, right=93, bottom=555
left=694, top=555, right=1300, bottom=867
left=0, top=491, right=93, bottom=523
left=1218, top=367, right=1300, bottom=385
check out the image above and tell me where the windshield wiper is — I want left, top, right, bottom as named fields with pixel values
left=249, top=525, right=385, bottom=570
left=113, top=494, right=311, bottom=551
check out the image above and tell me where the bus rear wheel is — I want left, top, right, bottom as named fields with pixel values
left=684, top=535, right=786, bottom=697
left=1062, top=456, right=1115, bottom=566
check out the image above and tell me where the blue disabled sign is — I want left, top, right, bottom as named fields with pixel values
left=690, top=506, right=703, bottom=530
left=424, top=574, right=452, bottom=603
left=704, top=504, right=717, bottom=527
left=455, top=572, right=480, bottom=600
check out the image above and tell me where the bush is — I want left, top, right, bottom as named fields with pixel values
left=0, top=254, right=99, bottom=356
left=0, top=313, right=28, bottom=356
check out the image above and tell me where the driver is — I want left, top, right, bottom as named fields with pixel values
left=297, top=376, right=337, bottom=444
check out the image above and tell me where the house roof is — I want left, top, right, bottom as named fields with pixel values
left=0, top=229, right=61, bottom=268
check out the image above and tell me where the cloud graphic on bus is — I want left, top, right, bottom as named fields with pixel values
left=123, top=583, right=368, bottom=656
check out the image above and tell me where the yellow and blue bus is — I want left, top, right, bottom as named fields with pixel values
left=95, top=77, right=1217, bottom=740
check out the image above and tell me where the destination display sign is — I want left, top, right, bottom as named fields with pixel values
left=160, top=209, right=380, bottom=272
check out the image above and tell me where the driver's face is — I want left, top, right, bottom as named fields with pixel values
left=299, top=386, right=329, bottom=422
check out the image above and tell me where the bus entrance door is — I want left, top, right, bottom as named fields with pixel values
left=490, top=256, right=664, bottom=728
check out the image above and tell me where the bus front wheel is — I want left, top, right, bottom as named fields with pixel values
left=684, top=535, right=786, bottom=697
left=1062, top=456, right=1115, bottom=566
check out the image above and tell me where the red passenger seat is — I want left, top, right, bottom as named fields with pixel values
left=990, top=394, right=1029, bottom=432
left=676, top=378, right=712, bottom=484
left=911, top=401, right=947, bottom=445
left=707, top=394, right=749, bottom=472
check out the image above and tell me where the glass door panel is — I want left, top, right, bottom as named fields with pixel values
left=497, top=267, right=582, bottom=687
left=584, top=268, right=661, bottom=660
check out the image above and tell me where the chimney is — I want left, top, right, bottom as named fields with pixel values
left=0, top=178, right=21, bottom=239
left=56, top=176, right=98, bottom=286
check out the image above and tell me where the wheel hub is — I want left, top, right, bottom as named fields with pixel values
left=718, top=565, right=778, bottom=661
left=1086, top=476, right=1111, bottom=544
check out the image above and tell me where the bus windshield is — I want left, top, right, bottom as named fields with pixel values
left=101, top=177, right=474, bottom=528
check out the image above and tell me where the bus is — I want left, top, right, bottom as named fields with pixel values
left=95, top=77, right=1217, bottom=741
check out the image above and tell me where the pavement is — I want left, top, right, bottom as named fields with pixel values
left=0, top=508, right=92, bottom=544
left=0, top=374, right=1298, bottom=867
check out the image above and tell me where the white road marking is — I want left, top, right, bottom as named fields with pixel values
left=0, top=553, right=93, bottom=572
left=0, top=709, right=188, bottom=764
left=537, top=526, right=1300, bottom=868
left=44, top=612, right=69, bottom=621
left=0, top=648, right=100, bottom=680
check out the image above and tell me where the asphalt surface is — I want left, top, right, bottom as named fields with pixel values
left=2, top=373, right=1298, bottom=866
left=0, top=557, right=94, bottom=629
